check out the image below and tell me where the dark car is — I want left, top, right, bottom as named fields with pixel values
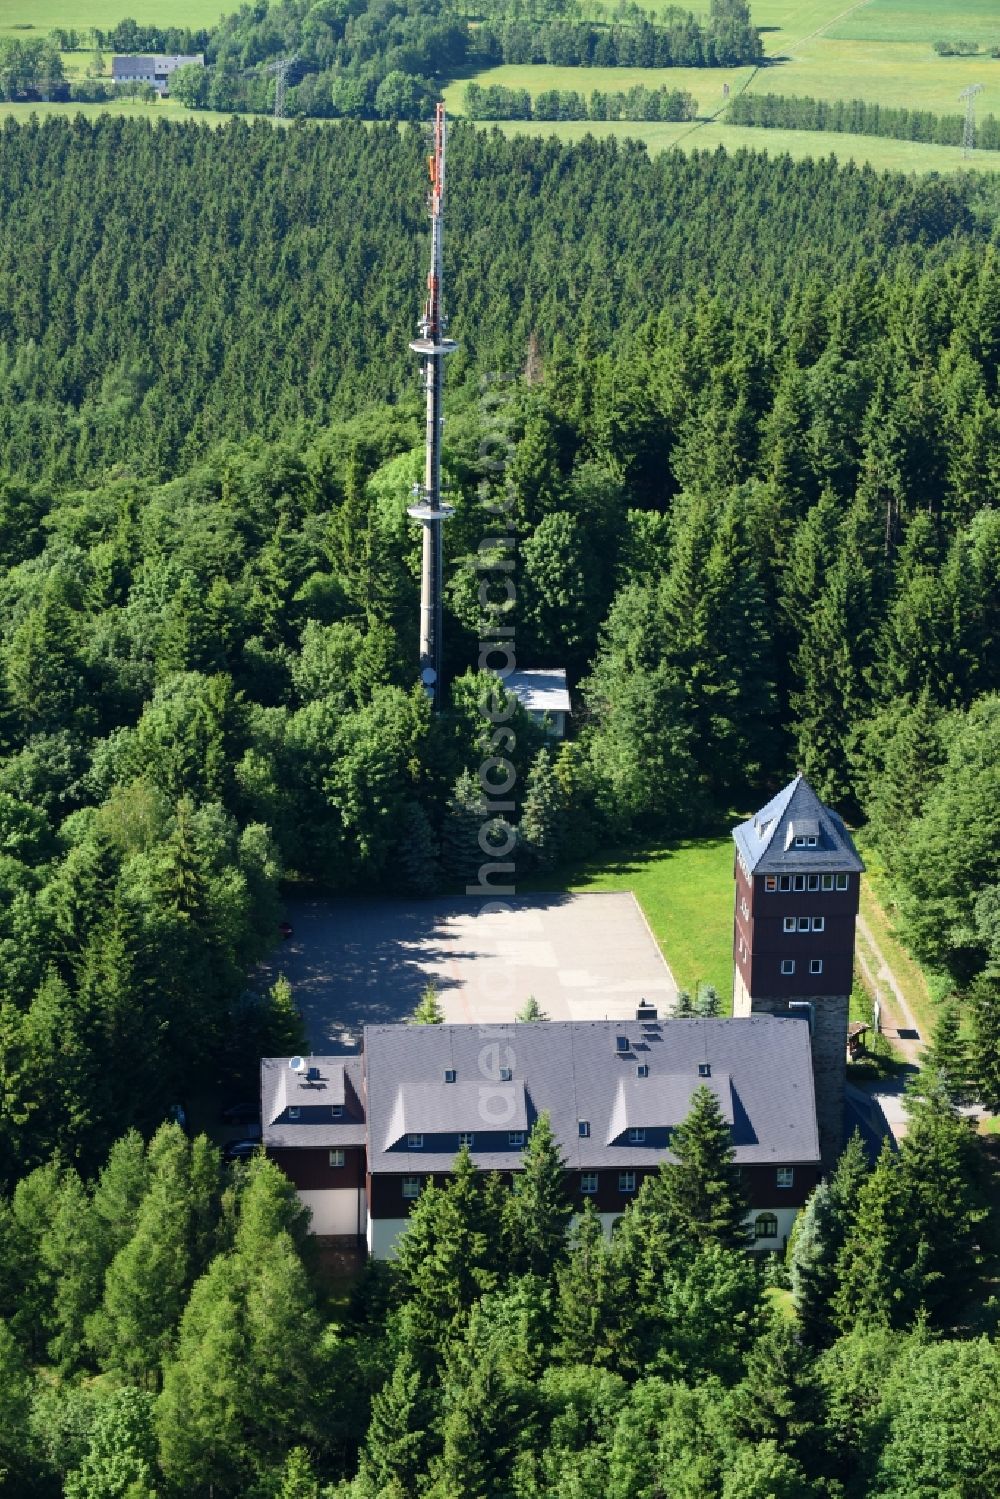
left=220, top=1101, right=260, bottom=1125
left=223, top=1138, right=260, bottom=1162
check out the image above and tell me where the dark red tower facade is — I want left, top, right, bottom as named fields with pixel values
left=732, top=774, right=864, bottom=1169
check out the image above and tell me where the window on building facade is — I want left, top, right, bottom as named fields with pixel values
left=330, top=1105, right=343, bottom=1118
left=699, top=1062, right=712, bottom=1077
left=810, top=959, right=823, bottom=975
left=754, top=1212, right=778, bottom=1240
left=793, top=875, right=806, bottom=892
left=499, top=1066, right=512, bottom=1081
left=836, top=874, right=849, bottom=890
left=807, top=874, right=820, bottom=891
left=822, top=873, right=834, bottom=891
left=776, top=1167, right=794, bottom=1188
left=781, top=959, right=795, bottom=975
left=765, top=876, right=777, bottom=892
left=778, top=875, right=791, bottom=892
left=288, top=1107, right=300, bottom=1120
left=794, top=835, right=806, bottom=848
left=783, top=916, right=796, bottom=933
left=637, top=1063, right=649, bottom=1078
left=579, top=1120, right=590, bottom=1137
left=402, top=1176, right=421, bottom=1199
left=619, top=1171, right=636, bottom=1194
left=798, top=916, right=810, bottom=932
left=407, top=1133, right=423, bottom=1149
left=581, top=1172, right=598, bottom=1194
left=508, top=1131, right=525, bottom=1147
left=444, top=1068, right=456, bottom=1083
left=628, top=1128, right=645, bottom=1144
left=329, top=1149, right=345, bottom=1168
left=458, top=1132, right=474, bottom=1148
left=812, top=917, right=825, bottom=932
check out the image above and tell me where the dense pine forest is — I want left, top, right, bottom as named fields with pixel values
left=1, top=112, right=999, bottom=1494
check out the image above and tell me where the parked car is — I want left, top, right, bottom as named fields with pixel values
left=223, top=1138, right=260, bottom=1162
left=220, top=1101, right=260, bottom=1125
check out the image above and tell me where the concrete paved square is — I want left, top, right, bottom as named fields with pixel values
left=261, top=891, right=678, bottom=1050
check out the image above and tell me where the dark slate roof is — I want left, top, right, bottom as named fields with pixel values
left=733, top=773, right=864, bottom=876
left=363, top=1017, right=819, bottom=1174
left=261, top=1055, right=366, bottom=1149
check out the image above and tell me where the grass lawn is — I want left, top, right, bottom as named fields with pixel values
left=828, top=0, right=1000, bottom=45
left=0, top=0, right=225, bottom=35
left=523, top=834, right=736, bottom=1007
left=442, top=62, right=749, bottom=119
left=0, top=97, right=242, bottom=125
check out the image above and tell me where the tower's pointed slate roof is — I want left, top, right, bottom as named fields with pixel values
left=733, top=773, right=864, bottom=876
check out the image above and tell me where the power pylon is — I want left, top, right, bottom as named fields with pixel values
left=408, top=103, right=457, bottom=709
left=261, top=55, right=296, bottom=120
left=960, top=84, right=984, bottom=157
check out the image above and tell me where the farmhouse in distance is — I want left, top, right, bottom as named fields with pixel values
left=112, top=54, right=204, bottom=95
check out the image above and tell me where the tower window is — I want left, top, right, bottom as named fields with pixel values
left=807, top=874, right=820, bottom=891
left=776, top=1167, right=794, bottom=1189
left=794, top=835, right=806, bottom=848
left=764, top=876, right=777, bottom=892
left=581, top=1172, right=598, bottom=1194
left=807, top=835, right=817, bottom=847
left=778, top=875, right=791, bottom=892
left=836, top=874, right=849, bottom=890
left=811, top=917, right=825, bottom=932
left=798, top=916, right=810, bottom=932
left=619, top=1171, right=636, bottom=1194
left=793, top=875, right=806, bottom=892
left=821, top=874, right=834, bottom=891
left=781, top=959, right=795, bottom=975
left=783, top=917, right=796, bottom=933
left=810, top=959, right=823, bottom=975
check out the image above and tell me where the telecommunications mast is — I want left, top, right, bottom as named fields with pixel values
left=408, top=102, right=457, bottom=709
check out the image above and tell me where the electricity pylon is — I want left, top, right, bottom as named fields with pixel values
left=960, top=84, right=984, bottom=157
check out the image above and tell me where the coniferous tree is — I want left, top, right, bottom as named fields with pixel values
left=969, top=972, right=1000, bottom=1112
left=516, top=994, right=549, bottom=1021
left=354, top=1349, right=437, bottom=1499
left=661, top=1084, right=748, bottom=1250
left=554, top=1200, right=618, bottom=1368
left=409, top=982, right=445, bottom=1025
left=520, top=749, right=566, bottom=871
left=923, top=999, right=969, bottom=1105
left=787, top=1181, right=839, bottom=1347
left=504, top=1112, right=573, bottom=1279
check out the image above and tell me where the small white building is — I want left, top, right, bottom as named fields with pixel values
left=503, top=667, right=571, bottom=738
left=112, top=55, right=204, bottom=96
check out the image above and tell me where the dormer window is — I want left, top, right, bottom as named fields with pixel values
left=579, top=1120, right=590, bottom=1138
left=407, top=1134, right=423, bottom=1149
left=444, top=1068, right=456, bottom=1083
left=698, top=1062, right=711, bottom=1077
left=637, top=1063, right=649, bottom=1078
left=458, top=1132, right=474, bottom=1148
left=330, top=1105, right=343, bottom=1119
left=615, top=1035, right=629, bottom=1055
left=288, top=1107, right=300, bottom=1120
left=627, top=1128, right=645, bottom=1144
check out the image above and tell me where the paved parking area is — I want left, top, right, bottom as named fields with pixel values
left=260, top=891, right=678, bottom=1051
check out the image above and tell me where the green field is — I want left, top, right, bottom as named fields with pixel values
left=0, top=0, right=225, bottom=33
left=526, top=835, right=737, bottom=1006
left=828, top=0, right=1000, bottom=44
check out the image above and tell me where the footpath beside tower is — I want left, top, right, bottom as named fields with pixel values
left=732, top=774, right=864, bottom=1170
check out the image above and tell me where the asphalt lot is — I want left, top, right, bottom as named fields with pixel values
left=259, top=891, right=678, bottom=1051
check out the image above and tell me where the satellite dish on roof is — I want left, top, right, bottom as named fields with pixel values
left=289, top=1056, right=306, bottom=1073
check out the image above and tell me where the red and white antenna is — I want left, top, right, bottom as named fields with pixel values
left=408, top=103, right=457, bottom=708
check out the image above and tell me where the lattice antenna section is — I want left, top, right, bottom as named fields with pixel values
left=408, top=103, right=457, bottom=708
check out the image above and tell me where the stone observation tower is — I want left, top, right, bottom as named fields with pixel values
left=732, top=774, right=864, bottom=1169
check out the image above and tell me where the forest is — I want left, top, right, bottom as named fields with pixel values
left=158, top=0, right=761, bottom=119
left=0, top=109, right=999, bottom=1493
left=729, top=91, right=1000, bottom=153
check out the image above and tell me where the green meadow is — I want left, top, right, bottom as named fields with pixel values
left=0, top=1, right=225, bottom=34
